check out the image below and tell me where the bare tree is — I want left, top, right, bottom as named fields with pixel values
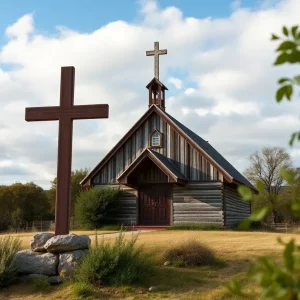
left=245, top=147, right=293, bottom=223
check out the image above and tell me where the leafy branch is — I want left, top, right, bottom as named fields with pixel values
left=272, top=26, right=300, bottom=145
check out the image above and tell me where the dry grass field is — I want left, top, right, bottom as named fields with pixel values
left=0, top=230, right=298, bottom=299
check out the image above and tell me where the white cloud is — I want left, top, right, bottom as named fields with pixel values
left=168, top=77, right=182, bottom=89
left=0, top=0, right=300, bottom=189
left=5, top=14, right=34, bottom=39
left=184, top=88, right=195, bottom=95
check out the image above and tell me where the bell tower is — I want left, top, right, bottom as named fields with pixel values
left=146, top=77, right=168, bottom=111
left=146, top=41, right=168, bottom=111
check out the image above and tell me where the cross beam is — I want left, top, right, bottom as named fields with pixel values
left=25, top=66, right=109, bottom=235
left=146, top=41, right=167, bottom=80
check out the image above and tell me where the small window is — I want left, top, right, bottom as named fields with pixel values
left=150, top=130, right=162, bottom=148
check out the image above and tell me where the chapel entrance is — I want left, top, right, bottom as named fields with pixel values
left=139, top=184, right=171, bottom=225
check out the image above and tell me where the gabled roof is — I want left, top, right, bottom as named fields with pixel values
left=148, top=149, right=188, bottom=181
left=117, top=148, right=187, bottom=184
left=80, top=104, right=257, bottom=192
left=146, top=77, right=168, bottom=90
left=164, top=112, right=257, bottom=191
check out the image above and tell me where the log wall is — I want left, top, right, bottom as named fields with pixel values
left=224, top=184, right=251, bottom=226
left=94, top=184, right=138, bottom=225
left=172, top=182, right=224, bottom=225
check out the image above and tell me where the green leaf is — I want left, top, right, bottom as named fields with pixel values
left=278, top=78, right=291, bottom=84
left=292, top=26, right=299, bottom=39
left=291, top=202, right=300, bottom=216
left=276, top=85, right=287, bottom=102
left=237, top=219, right=252, bottom=230
left=249, top=206, right=269, bottom=221
left=283, top=26, right=289, bottom=36
left=290, top=132, right=297, bottom=146
left=237, top=185, right=253, bottom=201
left=226, top=279, right=247, bottom=297
left=294, top=75, right=300, bottom=85
left=274, top=53, right=289, bottom=65
left=271, top=34, right=280, bottom=40
left=276, top=41, right=297, bottom=51
left=255, top=180, right=265, bottom=193
left=286, top=84, right=293, bottom=100
left=283, top=240, right=295, bottom=271
left=280, top=167, right=295, bottom=184
left=287, top=51, right=300, bottom=63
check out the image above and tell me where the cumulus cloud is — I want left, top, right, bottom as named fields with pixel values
left=0, top=0, right=299, bottom=189
left=168, top=77, right=182, bottom=89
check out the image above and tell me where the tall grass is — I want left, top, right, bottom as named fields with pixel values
left=75, top=232, right=153, bottom=286
left=0, top=236, right=21, bottom=287
left=164, top=238, right=219, bottom=267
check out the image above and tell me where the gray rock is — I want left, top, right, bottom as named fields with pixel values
left=44, top=234, right=91, bottom=253
left=19, top=274, right=49, bottom=283
left=58, top=249, right=88, bottom=278
left=164, top=261, right=171, bottom=266
left=15, top=249, right=58, bottom=276
left=31, top=232, right=55, bottom=252
left=48, top=275, right=64, bottom=285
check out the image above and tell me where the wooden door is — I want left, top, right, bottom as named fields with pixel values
left=139, top=185, right=171, bottom=225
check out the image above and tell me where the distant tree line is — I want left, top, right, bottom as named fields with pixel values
left=0, top=168, right=89, bottom=232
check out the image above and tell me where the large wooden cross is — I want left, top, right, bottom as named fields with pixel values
left=146, top=41, right=167, bottom=80
left=25, top=66, right=109, bottom=235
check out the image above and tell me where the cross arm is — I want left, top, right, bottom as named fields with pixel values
left=25, top=107, right=61, bottom=121
left=70, top=104, right=109, bottom=120
left=146, top=50, right=155, bottom=56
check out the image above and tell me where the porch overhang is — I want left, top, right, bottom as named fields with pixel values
left=117, top=148, right=188, bottom=185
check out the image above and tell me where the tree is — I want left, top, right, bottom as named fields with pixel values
left=0, top=182, right=51, bottom=231
left=48, top=168, right=90, bottom=218
left=245, top=147, right=293, bottom=223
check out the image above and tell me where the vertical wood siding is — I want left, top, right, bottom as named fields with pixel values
left=92, top=112, right=222, bottom=185
left=224, top=184, right=251, bottom=227
left=172, top=182, right=224, bottom=225
left=94, top=184, right=138, bottom=225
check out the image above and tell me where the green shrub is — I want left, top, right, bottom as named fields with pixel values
left=231, top=221, right=265, bottom=231
left=0, top=236, right=21, bottom=288
left=75, top=232, right=153, bottom=286
left=74, top=186, right=121, bottom=229
left=164, top=238, right=218, bottom=267
left=71, top=282, right=94, bottom=299
left=30, top=277, right=50, bottom=292
left=167, top=223, right=222, bottom=231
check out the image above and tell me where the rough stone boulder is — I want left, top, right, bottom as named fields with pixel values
left=31, top=232, right=55, bottom=252
left=44, top=234, right=91, bottom=253
left=15, top=250, right=58, bottom=276
left=19, top=274, right=49, bottom=283
left=58, top=249, right=88, bottom=277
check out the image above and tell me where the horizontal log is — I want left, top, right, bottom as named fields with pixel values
left=174, top=214, right=223, bottom=218
left=226, top=207, right=250, bottom=214
left=174, top=203, right=222, bottom=209
left=173, top=221, right=223, bottom=225
left=174, top=207, right=222, bottom=212
left=174, top=217, right=223, bottom=222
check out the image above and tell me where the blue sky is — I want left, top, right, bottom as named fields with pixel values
left=0, top=0, right=264, bottom=46
left=0, top=0, right=298, bottom=188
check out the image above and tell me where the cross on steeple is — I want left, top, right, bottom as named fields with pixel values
left=146, top=41, right=167, bottom=80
